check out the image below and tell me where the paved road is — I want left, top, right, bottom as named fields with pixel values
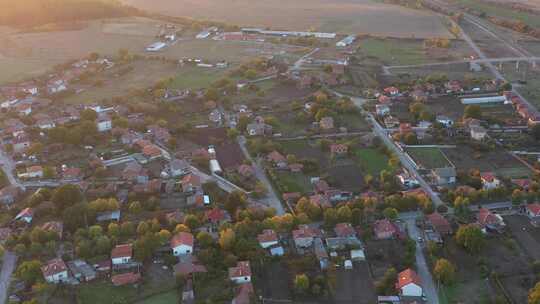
left=237, top=136, right=285, bottom=215
left=0, top=251, right=17, bottom=304
left=336, top=92, right=446, bottom=208
left=385, top=56, right=540, bottom=70
left=404, top=218, right=440, bottom=304
left=0, top=150, right=22, bottom=189
left=290, top=48, right=320, bottom=71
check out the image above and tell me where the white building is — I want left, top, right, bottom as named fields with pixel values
left=396, top=269, right=423, bottom=297
left=336, top=35, right=356, bottom=47
left=229, top=261, right=251, bottom=284
left=41, top=258, right=68, bottom=284
left=481, top=172, right=500, bottom=190
left=146, top=42, right=167, bottom=52
left=111, top=244, right=133, bottom=265
left=171, top=232, right=194, bottom=256
left=257, top=229, right=278, bottom=249
left=97, top=114, right=112, bottom=132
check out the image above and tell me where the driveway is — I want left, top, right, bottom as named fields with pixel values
left=0, top=251, right=17, bottom=304
left=237, top=136, right=285, bottom=215
left=405, top=218, right=440, bottom=304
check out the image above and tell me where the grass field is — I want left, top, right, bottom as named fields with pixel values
left=358, top=38, right=429, bottom=65
left=62, top=59, right=178, bottom=104
left=354, top=148, right=390, bottom=175
left=123, top=0, right=451, bottom=38
left=406, top=147, right=452, bottom=169
left=78, top=282, right=138, bottom=304
left=275, top=171, right=312, bottom=194
left=171, top=65, right=230, bottom=90
left=137, top=291, right=179, bottom=304
left=453, top=0, right=540, bottom=28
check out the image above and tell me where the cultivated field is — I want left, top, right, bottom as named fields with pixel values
left=123, top=0, right=452, bottom=38
left=0, top=17, right=299, bottom=85
left=406, top=147, right=452, bottom=169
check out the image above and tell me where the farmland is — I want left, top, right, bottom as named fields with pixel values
left=451, top=0, right=540, bottom=28
left=353, top=148, right=390, bottom=175
left=123, top=0, right=452, bottom=38
left=406, top=147, right=452, bottom=169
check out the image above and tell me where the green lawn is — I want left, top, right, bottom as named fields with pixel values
left=137, top=290, right=179, bottom=304
left=77, top=282, right=138, bottom=304
left=354, top=148, right=390, bottom=175
left=406, top=147, right=451, bottom=169
left=275, top=171, right=312, bottom=194
left=358, top=38, right=428, bottom=65
left=439, top=281, right=490, bottom=304
left=454, top=0, right=540, bottom=28
left=170, top=66, right=230, bottom=90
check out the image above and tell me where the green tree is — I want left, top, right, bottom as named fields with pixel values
left=196, top=231, right=214, bottom=248
left=434, top=258, right=456, bottom=285
left=337, top=206, right=352, bottom=223
left=16, top=260, right=42, bottom=285
left=219, top=228, right=236, bottom=251
left=456, top=224, right=484, bottom=254
left=464, top=105, right=482, bottom=119
left=323, top=208, right=338, bottom=227
left=383, top=207, right=398, bottom=220
left=294, top=274, right=310, bottom=295
left=52, top=184, right=83, bottom=211
left=530, top=281, right=540, bottom=304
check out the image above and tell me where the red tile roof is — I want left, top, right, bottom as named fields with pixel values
left=111, top=272, right=141, bottom=286
left=396, top=268, right=421, bottom=289
left=292, top=225, right=322, bottom=240
left=257, top=229, right=278, bottom=244
left=477, top=208, right=500, bottom=226
left=527, top=203, right=540, bottom=217
left=267, top=151, right=286, bottom=163
left=481, top=172, right=496, bottom=183
left=170, top=232, right=194, bottom=248
left=41, top=258, right=67, bottom=277
left=174, top=261, right=207, bottom=276
left=334, top=223, right=356, bottom=238
left=229, top=261, right=251, bottom=278
left=426, top=213, right=452, bottom=234
left=205, top=208, right=228, bottom=223
left=111, top=244, right=133, bottom=259
left=373, top=219, right=397, bottom=236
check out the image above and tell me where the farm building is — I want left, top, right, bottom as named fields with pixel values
left=461, top=95, right=507, bottom=105
left=241, top=28, right=336, bottom=39
left=145, top=42, right=166, bottom=52
left=336, top=35, right=356, bottom=47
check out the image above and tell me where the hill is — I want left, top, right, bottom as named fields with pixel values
left=0, top=0, right=139, bottom=27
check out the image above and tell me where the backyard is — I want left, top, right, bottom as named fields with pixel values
left=353, top=148, right=390, bottom=176
left=406, top=147, right=452, bottom=169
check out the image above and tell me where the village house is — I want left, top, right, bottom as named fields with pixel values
left=171, top=232, right=194, bottom=256
left=96, top=114, right=112, bottom=132
left=111, top=244, right=133, bottom=265
left=41, top=221, right=63, bottom=238
left=477, top=208, right=505, bottom=233
left=435, top=115, right=453, bottom=128
left=237, top=164, right=254, bottom=178
left=313, top=238, right=329, bottom=270
left=330, top=144, right=348, bottom=158
left=480, top=172, right=500, bottom=190
left=122, top=162, right=148, bottom=183
left=62, top=167, right=81, bottom=180
left=313, top=179, right=330, bottom=194
left=334, top=223, right=356, bottom=239
left=147, top=125, right=171, bottom=143
left=208, top=109, right=222, bottom=124
left=376, top=104, right=390, bottom=116
left=229, top=261, right=251, bottom=284
left=41, top=258, right=69, bottom=284
left=170, top=159, right=190, bottom=178
left=182, top=174, right=202, bottom=194
left=309, top=194, right=331, bottom=209
left=36, top=117, right=56, bottom=130
left=24, top=166, right=44, bottom=179
left=16, top=103, right=32, bottom=116
left=512, top=178, right=531, bottom=190
left=266, top=151, right=287, bottom=169
left=67, top=259, right=96, bottom=282
left=373, top=219, right=398, bottom=240
left=526, top=203, right=540, bottom=227
left=111, top=272, right=141, bottom=286
left=15, top=207, right=33, bottom=223
left=257, top=229, right=278, bottom=249
left=384, top=86, right=399, bottom=96
left=205, top=208, right=230, bottom=231
left=396, top=268, right=423, bottom=298
left=319, top=116, right=334, bottom=130
left=174, top=258, right=207, bottom=278
left=142, top=144, right=162, bottom=160
left=246, top=116, right=272, bottom=136
left=425, top=212, right=452, bottom=236
left=292, top=225, right=323, bottom=248
left=470, top=126, right=487, bottom=141
left=431, top=167, right=456, bottom=185
left=378, top=95, right=391, bottom=104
